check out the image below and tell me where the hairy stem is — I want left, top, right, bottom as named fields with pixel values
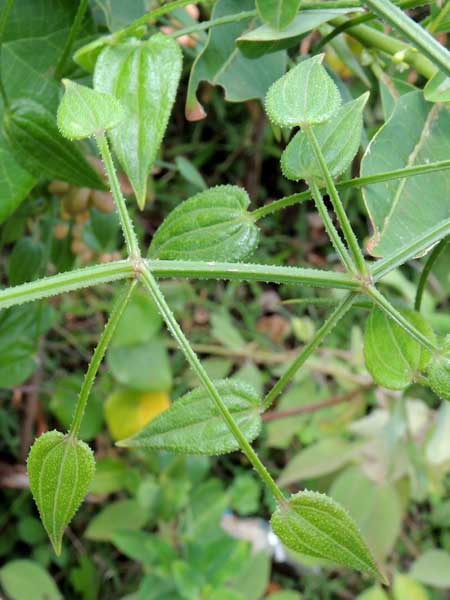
left=0, top=261, right=134, bottom=312
left=371, top=217, right=450, bottom=280
left=414, top=237, right=449, bottom=311
left=96, top=133, right=140, bottom=259
left=140, top=264, right=285, bottom=504
left=69, top=281, right=136, bottom=438
left=309, top=181, right=356, bottom=273
left=362, top=0, right=450, bottom=77
left=263, top=293, right=358, bottom=409
left=330, top=16, right=437, bottom=79
left=147, top=259, right=360, bottom=290
left=54, top=0, right=89, bottom=79
left=305, top=126, right=368, bottom=277
left=366, top=286, right=439, bottom=353
left=251, top=159, right=450, bottom=221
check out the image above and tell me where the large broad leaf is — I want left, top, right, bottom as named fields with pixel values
left=409, top=549, right=450, bottom=588
left=277, top=438, right=361, bottom=486
left=84, top=499, right=148, bottom=541
left=94, top=34, right=182, bottom=209
left=364, top=306, right=434, bottom=390
left=148, top=185, right=259, bottom=261
left=27, top=431, right=95, bottom=554
left=186, top=0, right=286, bottom=121
left=271, top=490, right=381, bottom=578
left=118, top=379, right=262, bottom=455
left=361, top=91, right=450, bottom=257
left=256, top=0, right=302, bottom=30
left=330, top=466, right=403, bottom=562
left=0, top=560, right=62, bottom=600
left=2, top=0, right=77, bottom=42
left=238, top=9, right=353, bottom=58
left=265, top=55, right=341, bottom=127
left=0, top=142, right=35, bottom=224
left=281, top=93, right=368, bottom=183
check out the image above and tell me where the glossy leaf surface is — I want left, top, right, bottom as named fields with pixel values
left=118, top=379, right=262, bottom=455
left=256, top=0, right=302, bottom=30
left=281, top=93, right=368, bottom=182
left=27, top=431, right=95, bottom=554
left=265, top=55, right=341, bottom=127
left=4, top=99, right=106, bottom=190
left=364, top=307, right=434, bottom=390
left=94, top=34, right=182, bottom=209
left=361, top=91, right=450, bottom=257
left=186, top=0, right=286, bottom=121
left=149, top=185, right=259, bottom=261
left=271, top=490, right=381, bottom=578
left=57, top=80, right=125, bottom=140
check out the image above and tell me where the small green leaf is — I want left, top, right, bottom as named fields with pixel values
left=94, top=34, right=183, bottom=209
left=148, top=185, right=259, bottom=261
left=256, top=0, right=302, bottom=30
left=427, top=351, right=450, bottom=401
left=84, top=499, right=148, bottom=542
left=364, top=307, right=434, bottom=390
left=271, top=490, right=382, bottom=579
left=57, top=80, right=125, bottom=140
left=265, top=55, right=341, bottom=127
left=27, top=431, right=95, bottom=555
left=4, top=99, right=106, bottom=190
left=118, top=379, right=262, bottom=455
left=409, top=548, right=450, bottom=588
left=281, top=93, right=368, bottom=182
left=0, top=560, right=62, bottom=600
left=424, top=71, right=450, bottom=103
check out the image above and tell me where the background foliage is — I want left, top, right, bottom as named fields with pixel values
left=2, top=0, right=450, bottom=598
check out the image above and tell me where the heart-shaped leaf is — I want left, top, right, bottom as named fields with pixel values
left=148, top=185, right=259, bottom=261
left=271, top=490, right=382, bottom=579
left=4, top=99, right=106, bottom=190
left=57, top=80, right=125, bottom=140
left=94, top=34, right=182, bottom=209
left=361, top=91, right=450, bottom=257
left=265, top=55, right=341, bottom=127
left=364, top=306, right=434, bottom=390
left=281, top=93, right=368, bottom=183
left=27, top=431, right=95, bottom=554
left=118, top=379, right=262, bottom=455
left=256, top=0, right=302, bottom=30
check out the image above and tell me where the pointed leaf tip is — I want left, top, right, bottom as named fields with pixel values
left=265, top=55, right=341, bottom=127
left=271, top=490, right=383, bottom=580
left=27, top=431, right=95, bottom=554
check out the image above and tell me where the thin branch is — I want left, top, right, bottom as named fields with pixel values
left=262, top=385, right=373, bottom=422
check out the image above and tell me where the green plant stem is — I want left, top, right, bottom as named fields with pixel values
left=366, top=286, right=439, bottom=353
left=330, top=16, right=437, bottom=78
left=428, top=0, right=450, bottom=33
left=0, top=260, right=134, bottom=312
left=170, top=10, right=256, bottom=38
left=305, top=126, right=368, bottom=277
left=263, top=293, right=358, bottom=409
left=139, top=264, right=285, bottom=504
left=69, top=281, right=136, bottom=438
left=96, top=133, right=140, bottom=259
left=316, top=0, right=430, bottom=50
left=114, top=0, right=210, bottom=41
left=414, top=237, right=449, bottom=311
left=371, top=217, right=450, bottom=280
left=147, top=259, right=360, bottom=290
left=54, top=0, right=89, bottom=79
left=309, top=180, right=356, bottom=273
left=251, top=159, right=450, bottom=221
left=362, top=0, right=450, bottom=77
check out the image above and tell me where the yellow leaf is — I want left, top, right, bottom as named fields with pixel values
left=105, top=389, right=170, bottom=441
